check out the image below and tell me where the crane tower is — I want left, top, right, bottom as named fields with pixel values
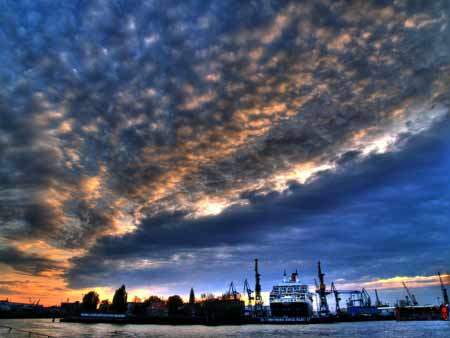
left=317, top=261, right=330, bottom=316
left=438, top=272, right=449, bottom=305
left=254, top=259, right=263, bottom=316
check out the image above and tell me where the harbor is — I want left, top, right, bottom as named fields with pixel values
left=59, top=259, right=450, bottom=325
left=1, top=0, right=450, bottom=337
left=3, top=259, right=447, bottom=327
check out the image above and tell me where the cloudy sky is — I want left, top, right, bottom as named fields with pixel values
left=1, top=0, right=449, bottom=307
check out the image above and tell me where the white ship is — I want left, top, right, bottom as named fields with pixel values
left=269, top=270, right=314, bottom=319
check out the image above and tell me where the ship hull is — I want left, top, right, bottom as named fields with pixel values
left=270, top=302, right=313, bottom=318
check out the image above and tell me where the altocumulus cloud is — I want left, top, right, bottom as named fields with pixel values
left=66, top=120, right=450, bottom=292
left=0, top=0, right=449, bottom=298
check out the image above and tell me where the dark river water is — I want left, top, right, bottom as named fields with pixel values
left=0, top=319, right=449, bottom=338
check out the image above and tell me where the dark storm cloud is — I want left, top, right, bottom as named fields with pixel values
left=66, top=117, right=450, bottom=289
left=0, top=245, right=62, bottom=275
left=0, top=0, right=449, bottom=291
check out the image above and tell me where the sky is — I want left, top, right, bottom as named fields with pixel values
left=0, top=0, right=449, bottom=308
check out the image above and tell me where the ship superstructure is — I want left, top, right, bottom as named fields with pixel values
left=269, top=270, right=314, bottom=319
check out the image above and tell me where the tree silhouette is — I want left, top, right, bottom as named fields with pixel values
left=167, top=295, right=184, bottom=316
left=143, top=295, right=162, bottom=307
left=98, top=299, right=109, bottom=313
left=82, top=291, right=99, bottom=312
left=111, top=284, right=128, bottom=313
left=189, top=288, right=195, bottom=304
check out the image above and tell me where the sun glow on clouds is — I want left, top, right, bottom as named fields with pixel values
left=336, top=274, right=450, bottom=291
left=194, top=197, right=234, bottom=217
left=187, top=160, right=336, bottom=217
left=186, top=103, right=446, bottom=219
left=271, top=161, right=335, bottom=192
left=13, top=240, right=83, bottom=264
left=355, top=103, right=449, bottom=156
left=127, top=286, right=171, bottom=301
left=187, top=102, right=448, bottom=218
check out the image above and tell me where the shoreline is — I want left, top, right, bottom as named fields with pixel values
left=59, top=315, right=399, bottom=326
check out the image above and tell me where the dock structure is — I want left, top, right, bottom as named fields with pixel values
left=7, top=259, right=447, bottom=326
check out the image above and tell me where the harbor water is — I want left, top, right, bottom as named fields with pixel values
left=0, top=319, right=449, bottom=338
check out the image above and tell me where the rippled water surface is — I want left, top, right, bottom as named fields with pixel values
left=0, top=319, right=449, bottom=338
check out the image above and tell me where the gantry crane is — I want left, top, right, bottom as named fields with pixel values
left=223, top=281, right=240, bottom=300
left=254, top=259, right=264, bottom=316
left=361, top=288, right=371, bottom=307
left=375, top=289, right=385, bottom=307
left=331, top=282, right=341, bottom=313
left=375, top=289, right=381, bottom=307
left=329, top=283, right=372, bottom=312
left=402, top=281, right=418, bottom=306
left=316, top=261, right=330, bottom=316
left=243, top=279, right=254, bottom=306
left=438, top=272, right=449, bottom=305
left=229, top=281, right=240, bottom=300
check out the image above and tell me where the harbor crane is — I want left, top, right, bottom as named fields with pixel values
left=438, top=272, right=449, bottom=305
left=329, top=281, right=377, bottom=314
left=243, top=279, right=254, bottom=306
left=402, top=282, right=418, bottom=306
left=330, top=282, right=341, bottom=313
left=29, top=298, right=40, bottom=306
left=374, top=289, right=387, bottom=307
left=339, top=289, right=370, bottom=308
left=316, top=261, right=330, bottom=316
left=361, top=288, right=371, bottom=307
left=254, top=259, right=264, bottom=316
left=375, top=289, right=381, bottom=307
left=225, top=281, right=240, bottom=300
